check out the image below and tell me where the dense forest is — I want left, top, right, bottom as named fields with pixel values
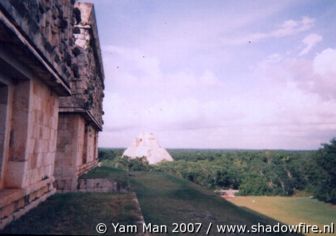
left=156, top=149, right=322, bottom=196
left=99, top=138, right=336, bottom=203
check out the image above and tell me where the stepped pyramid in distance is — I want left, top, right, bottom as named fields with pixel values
left=122, top=132, right=174, bottom=165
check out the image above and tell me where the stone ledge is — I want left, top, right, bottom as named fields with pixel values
left=0, top=189, right=24, bottom=208
left=0, top=186, right=56, bottom=230
left=78, top=160, right=98, bottom=176
left=58, top=108, right=103, bottom=131
left=24, top=176, right=55, bottom=195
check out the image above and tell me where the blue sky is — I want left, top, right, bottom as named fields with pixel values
left=89, top=0, right=336, bottom=149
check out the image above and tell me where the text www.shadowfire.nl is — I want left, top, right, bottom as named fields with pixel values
left=96, top=222, right=335, bottom=234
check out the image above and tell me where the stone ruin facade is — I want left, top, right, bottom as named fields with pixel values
left=0, top=0, right=104, bottom=229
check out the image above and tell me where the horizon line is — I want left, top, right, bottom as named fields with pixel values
left=98, top=146, right=317, bottom=151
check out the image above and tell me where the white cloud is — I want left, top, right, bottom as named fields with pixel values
left=310, top=48, right=336, bottom=99
left=100, top=44, right=336, bottom=149
left=94, top=0, right=336, bottom=149
left=254, top=47, right=336, bottom=100
left=101, top=46, right=238, bottom=134
left=268, top=16, right=314, bottom=38
left=313, top=48, right=336, bottom=76
left=247, top=52, right=336, bottom=148
left=222, top=16, right=315, bottom=45
left=299, top=33, right=322, bottom=55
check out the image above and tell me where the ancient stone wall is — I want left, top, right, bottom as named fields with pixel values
left=0, top=0, right=104, bottom=228
left=0, top=0, right=77, bottom=87
left=0, top=1, right=105, bottom=128
left=5, top=78, right=59, bottom=189
left=0, top=80, right=12, bottom=190
left=26, top=79, right=59, bottom=187
left=55, top=114, right=99, bottom=192
left=54, top=2, right=104, bottom=192
left=59, top=2, right=104, bottom=130
left=55, top=114, right=85, bottom=190
left=83, top=125, right=97, bottom=164
left=0, top=75, right=57, bottom=228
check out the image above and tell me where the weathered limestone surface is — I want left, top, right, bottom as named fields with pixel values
left=0, top=81, right=12, bottom=191
left=59, top=2, right=105, bottom=130
left=54, top=114, right=99, bottom=191
left=0, top=0, right=104, bottom=229
left=0, top=0, right=77, bottom=92
left=55, top=3, right=104, bottom=191
left=54, top=2, right=104, bottom=192
left=0, top=75, right=58, bottom=229
left=6, top=78, right=59, bottom=189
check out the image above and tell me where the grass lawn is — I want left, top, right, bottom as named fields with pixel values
left=229, top=196, right=336, bottom=235
left=129, top=171, right=298, bottom=235
left=0, top=192, right=142, bottom=235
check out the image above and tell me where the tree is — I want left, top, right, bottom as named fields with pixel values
left=315, top=138, right=336, bottom=203
left=238, top=175, right=272, bottom=196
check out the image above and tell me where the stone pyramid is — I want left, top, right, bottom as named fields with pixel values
left=122, top=132, right=174, bottom=165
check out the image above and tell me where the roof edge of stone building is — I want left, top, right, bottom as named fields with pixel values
left=59, top=107, right=103, bottom=131
left=0, top=4, right=71, bottom=96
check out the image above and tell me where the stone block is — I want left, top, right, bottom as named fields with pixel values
left=5, top=161, right=26, bottom=188
left=14, top=198, right=25, bottom=211
left=42, top=127, right=49, bottom=140
left=28, top=139, right=35, bottom=154
left=29, top=169, right=38, bottom=184
left=29, top=153, right=37, bottom=169
left=46, top=165, right=54, bottom=177
left=42, top=153, right=49, bottom=167
left=39, top=152, right=46, bottom=167
left=0, top=202, right=15, bottom=219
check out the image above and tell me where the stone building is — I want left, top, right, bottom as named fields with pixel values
left=55, top=2, right=104, bottom=192
left=0, top=0, right=104, bottom=228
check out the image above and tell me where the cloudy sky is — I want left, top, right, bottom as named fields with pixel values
left=89, top=0, right=336, bottom=149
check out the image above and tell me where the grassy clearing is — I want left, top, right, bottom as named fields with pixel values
left=130, top=171, right=298, bottom=235
left=1, top=192, right=142, bottom=235
left=229, top=196, right=336, bottom=235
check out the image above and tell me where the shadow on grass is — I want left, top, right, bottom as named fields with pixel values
left=0, top=192, right=142, bottom=235
left=130, top=171, right=302, bottom=236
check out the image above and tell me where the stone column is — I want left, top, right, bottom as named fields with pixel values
left=4, top=80, right=31, bottom=189
left=0, top=81, right=11, bottom=189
